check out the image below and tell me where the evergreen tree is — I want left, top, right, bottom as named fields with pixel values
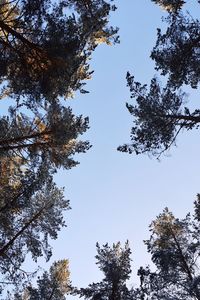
left=11, top=259, right=71, bottom=299
left=0, top=0, right=117, bottom=293
left=27, top=260, right=71, bottom=300
left=0, top=103, right=90, bottom=172
left=0, top=0, right=118, bottom=105
left=76, top=242, right=132, bottom=300
left=118, top=0, right=200, bottom=157
left=0, top=178, right=70, bottom=293
left=133, top=196, right=200, bottom=299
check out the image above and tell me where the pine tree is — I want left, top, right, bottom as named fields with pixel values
left=11, top=259, right=71, bottom=300
left=76, top=242, right=132, bottom=300
left=118, top=0, right=200, bottom=157
left=0, top=0, right=118, bottom=105
left=27, top=260, right=71, bottom=300
left=134, top=196, right=200, bottom=299
left=0, top=0, right=117, bottom=293
left=0, top=103, right=90, bottom=172
left=0, top=178, right=70, bottom=293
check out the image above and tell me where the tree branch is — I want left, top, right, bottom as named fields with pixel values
left=0, top=203, right=51, bottom=256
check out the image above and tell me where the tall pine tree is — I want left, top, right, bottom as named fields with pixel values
left=118, top=0, right=200, bottom=157
left=76, top=242, right=132, bottom=300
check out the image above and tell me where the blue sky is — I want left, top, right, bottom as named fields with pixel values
left=40, top=0, right=200, bottom=292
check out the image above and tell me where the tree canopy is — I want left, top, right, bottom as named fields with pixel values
left=133, top=195, right=200, bottom=300
left=0, top=0, right=118, bottom=105
left=19, top=260, right=71, bottom=300
left=2, top=0, right=199, bottom=298
left=0, top=0, right=117, bottom=294
left=71, top=195, right=200, bottom=300
left=0, top=178, right=70, bottom=294
left=118, top=0, right=200, bottom=157
left=75, top=242, right=132, bottom=300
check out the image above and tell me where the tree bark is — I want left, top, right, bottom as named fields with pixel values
left=0, top=204, right=50, bottom=256
left=0, top=19, right=42, bottom=52
left=0, top=129, right=51, bottom=146
left=165, top=114, right=200, bottom=123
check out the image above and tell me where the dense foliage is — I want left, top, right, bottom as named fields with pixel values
left=133, top=196, right=200, bottom=300
left=17, top=260, right=71, bottom=300
left=75, top=242, right=132, bottom=300
left=0, top=0, right=118, bottom=105
left=65, top=194, right=200, bottom=300
left=0, top=0, right=117, bottom=295
left=2, top=0, right=199, bottom=298
left=118, top=0, right=200, bottom=157
left=74, top=197, right=200, bottom=300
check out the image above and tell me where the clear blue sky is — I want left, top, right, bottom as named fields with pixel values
left=39, top=0, right=200, bottom=292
